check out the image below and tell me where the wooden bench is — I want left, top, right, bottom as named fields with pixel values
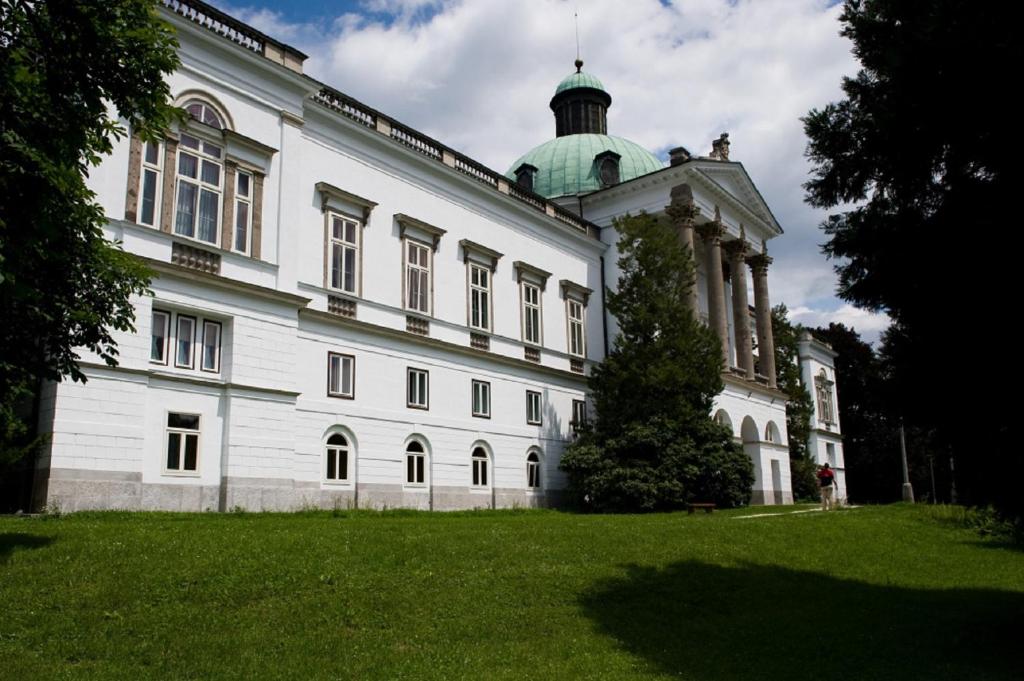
left=687, top=503, right=716, bottom=515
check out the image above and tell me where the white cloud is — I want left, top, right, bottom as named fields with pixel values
left=229, top=0, right=880, bottom=341
left=788, top=304, right=891, bottom=344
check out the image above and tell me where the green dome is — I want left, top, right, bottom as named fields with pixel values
left=507, top=134, right=663, bottom=199
left=555, top=71, right=606, bottom=95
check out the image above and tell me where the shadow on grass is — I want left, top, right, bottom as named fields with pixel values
left=0, top=532, right=53, bottom=563
left=580, top=561, right=1023, bottom=681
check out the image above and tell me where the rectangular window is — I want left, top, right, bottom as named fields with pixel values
left=522, top=282, right=542, bottom=345
left=567, top=299, right=586, bottom=357
left=233, top=171, right=252, bottom=254
left=329, top=213, right=359, bottom=294
left=328, top=352, right=355, bottom=399
left=165, top=412, right=199, bottom=473
left=175, top=315, right=196, bottom=369
left=200, top=320, right=221, bottom=373
left=174, top=133, right=222, bottom=245
left=572, top=399, right=587, bottom=432
left=151, top=309, right=170, bottom=364
left=139, top=140, right=162, bottom=227
left=526, top=390, right=542, bottom=425
left=405, top=240, right=431, bottom=314
left=407, top=368, right=429, bottom=409
left=469, top=264, right=491, bottom=331
left=472, top=380, right=491, bottom=418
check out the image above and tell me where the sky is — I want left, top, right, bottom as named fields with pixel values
left=216, top=0, right=889, bottom=344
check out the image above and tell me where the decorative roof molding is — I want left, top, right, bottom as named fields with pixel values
left=560, top=279, right=593, bottom=304
left=223, top=129, right=278, bottom=157
left=459, top=239, right=503, bottom=271
left=316, top=181, right=377, bottom=220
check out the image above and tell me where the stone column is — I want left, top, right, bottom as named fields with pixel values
left=696, top=208, right=730, bottom=368
left=665, top=183, right=700, bottom=314
left=748, top=244, right=777, bottom=389
left=724, top=228, right=754, bottom=379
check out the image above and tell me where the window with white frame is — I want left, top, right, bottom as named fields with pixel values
left=165, top=412, right=200, bottom=474
left=151, top=309, right=170, bottom=364
left=200, top=320, right=221, bottom=373
left=815, top=370, right=835, bottom=424
left=405, top=240, right=431, bottom=314
left=139, top=140, right=163, bottom=227
left=406, top=440, right=426, bottom=485
left=522, top=282, right=542, bottom=345
left=472, top=380, right=491, bottom=418
left=407, top=368, right=429, bottom=409
left=571, top=399, right=588, bottom=433
left=471, top=447, right=489, bottom=488
left=328, top=352, right=355, bottom=398
left=567, top=298, right=586, bottom=357
left=526, top=390, right=542, bottom=425
left=469, top=263, right=491, bottom=331
left=184, top=100, right=225, bottom=129
left=526, top=451, right=541, bottom=489
left=175, top=315, right=196, bottom=369
left=174, top=133, right=223, bottom=245
left=233, top=170, right=252, bottom=254
left=325, top=433, right=350, bottom=482
left=329, top=212, right=360, bottom=294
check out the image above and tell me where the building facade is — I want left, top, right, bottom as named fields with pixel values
left=798, top=331, right=847, bottom=502
left=32, top=0, right=794, bottom=512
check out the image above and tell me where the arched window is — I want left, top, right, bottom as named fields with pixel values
left=325, top=433, right=349, bottom=482
left=526, top=451, right=541, bottom=489
left=714, top=409, right=733, bottom=433
left=765, top=421, right=782, bottom=444
left=184, top=99, right=225, bottom=129
left=471, top=447, right=489, bottom=488
left=406, top=440, right=426, bottom=485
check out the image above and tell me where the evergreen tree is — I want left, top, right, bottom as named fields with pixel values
left=559, top=212, right=753, bottom=512
left=770, top=305, right=817, bottom=501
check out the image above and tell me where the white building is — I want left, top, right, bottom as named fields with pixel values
left=798, top=331, right=847, bottom=502
left=31, top=0, right=794, bottom=511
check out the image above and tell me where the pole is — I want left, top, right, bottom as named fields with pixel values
left=949, top=450, right=958, bottom=504
left=899, top=419, right=915, bottom=502
left=928, top=455, right=937, bottom=504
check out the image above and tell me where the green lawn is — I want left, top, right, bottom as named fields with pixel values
left=1, top=504, right=1021, bottom=680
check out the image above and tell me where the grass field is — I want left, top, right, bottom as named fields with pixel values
left=1, top=504, right=1021, bottom=680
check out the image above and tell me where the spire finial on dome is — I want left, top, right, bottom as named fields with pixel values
left=575, top=58, right=583, bottom=73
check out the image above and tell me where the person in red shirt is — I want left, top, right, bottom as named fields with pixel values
left=817, top=463, right=837, bottom=511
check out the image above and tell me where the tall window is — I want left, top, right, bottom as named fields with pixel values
left=567, top=298, right=585, bottom=357
left=815, top=370, right=835, bottom=424
left=328, top=353, right=355, bottom=398
left=407, top=368, right=429, bottom=409
left=526, top=390, right=542, bottom=425
left=526, top=451, right=541, bottom=489
left=233, top=171, right=252, bottom=254
left=571, top=399, right=588, bottom=433
left=151, top=309, right=170, bottom=364
left=200, top=320, right=221, bottom=373
left=175, top=315, right=196, bottom=369
left=174, top=133, right=222, bottom=245
left=405, top=240, right=431, bottom=314
left=472, top=380, right=491, bottom=418
left=469, top=264, right=491, bottom=331
left=471, top=447, right=489, bottom=488
left=165, top=413, right=200, bottom=473
left=329, top=213, right=359, bottom=294
left=406, top=440, right=426, bottom=485
left=325, top=433, right=350, bottom=482
left=139, top=140, right=163, bottom=227
left=522, top=282, right=542, bottom=345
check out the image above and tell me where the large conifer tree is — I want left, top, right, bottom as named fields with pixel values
left=559, top=212, right=753, bottom=512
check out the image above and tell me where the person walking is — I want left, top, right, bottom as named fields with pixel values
left=817, top=462, right=837, bottom=511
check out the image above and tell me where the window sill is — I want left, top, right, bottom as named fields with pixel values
left=323, top=480, right=353, bottom=488
left=162, top=470, right=201, bottom=478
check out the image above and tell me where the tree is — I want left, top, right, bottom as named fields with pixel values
left=0, top=1, right=182, bottom=473
left=559, top=212, right=753, bottom=512
left=803, top=1, right=1022, bottom=522
left=770, top=305, right=817, bottom=501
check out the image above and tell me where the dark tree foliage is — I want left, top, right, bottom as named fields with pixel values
left=559, top=213, right=753, bottom=512
left=0, top=0, right=182, bottom=467
left=771, top=305, right=817, bottom=502
left=803, top=1, right=1022, bottom=522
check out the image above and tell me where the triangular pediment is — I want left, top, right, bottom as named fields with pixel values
left=693, top=162, right=782, bottom=234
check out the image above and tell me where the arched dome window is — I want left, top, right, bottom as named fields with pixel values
left=526, top=451, right=541, bottom=489
left=406, top=440, right=427, bottom=486
left=471, top=446, right=490, bottom=488
left=325, top=433, right=349, bottom=482
left=184, top=99, right=225, bottom=130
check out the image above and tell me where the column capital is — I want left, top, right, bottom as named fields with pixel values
left=746, top=252, right=773, bottom=272
left=666, top=183, right=700, bottom=227
left=723, top=238, right=748, bottom=260
left=696, top=221, right=725, bottom=242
